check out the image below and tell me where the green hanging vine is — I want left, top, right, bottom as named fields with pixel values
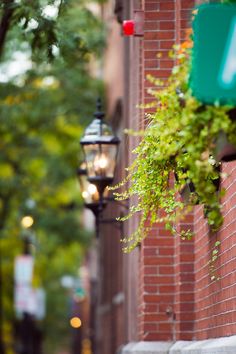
left=110, top=36, right=236, bottom=253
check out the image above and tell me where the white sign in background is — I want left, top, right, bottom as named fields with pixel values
left=14, top=255, right=34, bottom=284
left=14, top=255, right=46, bottom=318
left=14, top=285, right=46, bottom=319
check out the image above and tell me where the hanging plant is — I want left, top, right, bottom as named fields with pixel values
left=110, top=34, right=236, bottom=253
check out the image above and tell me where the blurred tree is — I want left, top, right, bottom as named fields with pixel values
left=0, top=0, right=106, bottom=353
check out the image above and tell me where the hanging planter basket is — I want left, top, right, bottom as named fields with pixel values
left=175, top=171, right=197, bottom=204
left=215, top=131, right=236, bottom=162
left=176, top=163, right=221, bottom=205
left=215, top=108, right=236, bottom=162
left=179, top=181, right=196, bottom=204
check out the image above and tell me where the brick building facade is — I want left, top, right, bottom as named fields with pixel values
left=92, top=1, right=236, bottom=353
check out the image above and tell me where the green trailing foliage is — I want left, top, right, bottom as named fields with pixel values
left=112, top=40, right=236, bottom=253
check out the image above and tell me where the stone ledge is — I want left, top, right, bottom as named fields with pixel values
left=170, top=336, right=236, bottom=353
left=120, top=336, right=236, bottom=354
left=120, top=341, right=173, bottom=354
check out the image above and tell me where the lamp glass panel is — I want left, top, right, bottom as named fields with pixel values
left=78, top=173, right=99, bottom=204
left=83, top=144, right=117, bottom=179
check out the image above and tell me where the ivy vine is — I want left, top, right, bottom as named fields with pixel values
left=110, top=32, right=236, bottom=257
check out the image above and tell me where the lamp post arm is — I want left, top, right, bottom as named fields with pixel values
left=103, top=196, right=129, bottom=210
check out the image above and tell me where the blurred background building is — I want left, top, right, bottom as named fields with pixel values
left=81, top=1, right=236, bottom=353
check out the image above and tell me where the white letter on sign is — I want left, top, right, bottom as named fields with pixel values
left=218, top=17, right=236, bottom=89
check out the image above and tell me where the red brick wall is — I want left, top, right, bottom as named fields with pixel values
left=138, top=0, right=236, bottom=343
left=194, top=162, right=236, bottom=339
left=137, top=0, right=195, bottom=342
left=174, top=213, right=195, bottom=341
left=139, top=226, right=175, bottom=341
left=102, top=1, right=236, bottom=352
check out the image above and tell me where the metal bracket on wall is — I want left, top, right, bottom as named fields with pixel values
left=133, top=10, right=144, bottom=37
left=99, top=197, right=128, bottom=234
left=123, top=10, right=144, bottom=37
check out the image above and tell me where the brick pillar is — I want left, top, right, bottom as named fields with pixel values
left=139, top=226, right=175, bottom=341
left=138, top=0, right=176, bottom=341
left=173, top=0, right=195, bottom=342
left=137, top=0, right=195, bottom=342
left=174, top=213, right=195, bottom=341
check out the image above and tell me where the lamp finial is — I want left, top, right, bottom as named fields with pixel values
left=94, top=98, right=105, bottom=120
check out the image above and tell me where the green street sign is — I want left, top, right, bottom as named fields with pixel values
left=191, top=4, right=236, bottom=105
